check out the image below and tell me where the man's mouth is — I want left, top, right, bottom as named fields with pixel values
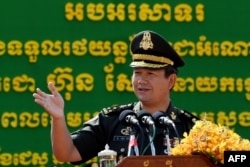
left=138, top=87, right=149, bottom=91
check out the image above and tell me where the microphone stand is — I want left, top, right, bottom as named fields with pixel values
left=148, top=125, right=156, bottom=156
left=142, top=124, right=156, bottom=156
left=127, top=126, right=139, bottom=156
left=163, top=127, right=171, bottom=155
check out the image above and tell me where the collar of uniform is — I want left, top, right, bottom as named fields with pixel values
left=133, top=101, right=181, bottom=122
left=133, top=101, right=141, bottom=113
left=165, top=102, right=181, bottom=123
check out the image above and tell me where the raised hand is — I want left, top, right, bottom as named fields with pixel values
left=33, top=82, right=65, bottom=119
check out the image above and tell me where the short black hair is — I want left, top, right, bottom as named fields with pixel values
left=164, top=66, right=178, bottom=78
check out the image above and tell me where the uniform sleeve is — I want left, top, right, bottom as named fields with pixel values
left=70, top=114, right=107, bottom=164
left=69, top=103, right=136, bottom=164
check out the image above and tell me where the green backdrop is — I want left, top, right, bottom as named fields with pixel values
left=1, top=0, right=250, bottom=166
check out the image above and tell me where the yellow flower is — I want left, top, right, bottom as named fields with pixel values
left=170, top=120, right=250, bottom=164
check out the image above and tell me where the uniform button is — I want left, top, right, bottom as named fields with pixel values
left=91, top=163, right=98, bottom=167
left=120, top=148, right=125, bottom=152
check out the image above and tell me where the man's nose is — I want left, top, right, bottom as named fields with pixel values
left=137, top=78, right=147, bottom=84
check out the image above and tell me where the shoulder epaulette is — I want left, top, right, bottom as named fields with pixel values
left=179, top=109, right=200, bottom=123
left=101, top=103, right=135, bottom=115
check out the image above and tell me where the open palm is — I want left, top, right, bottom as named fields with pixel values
left=33, top=82, right=65, bottom=119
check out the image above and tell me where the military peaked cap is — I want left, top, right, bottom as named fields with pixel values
left=130, top=30, right=184, bottom=68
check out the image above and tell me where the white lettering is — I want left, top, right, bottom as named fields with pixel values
left=228, top=155, right=247, bottom=163
left=235, top=155, right=241, bottom=162
left=228, top=155, right=235, bottom=162
left=241, top=155, right=246, bottom=162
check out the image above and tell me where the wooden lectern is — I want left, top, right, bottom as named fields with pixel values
left=117, top=154, right=218, bottom=167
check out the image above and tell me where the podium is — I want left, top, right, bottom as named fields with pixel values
left=117, top=154, right=218, bottom=167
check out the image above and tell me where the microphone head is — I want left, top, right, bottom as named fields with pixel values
left=137, top=110, right=154, bottom=126
left=119, top=110, right=136, bottom=125
left=153, top=111, right=174, bottom=127
left=152, top=111, right=166, bottom=127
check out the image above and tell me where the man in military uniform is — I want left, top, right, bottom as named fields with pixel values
left=33, top=30, right=198, bottom=165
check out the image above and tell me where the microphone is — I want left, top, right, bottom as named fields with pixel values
left=137, top=110, right=156, bottom=156
left=152, top=111, right=176, bottom=156
left=119, top=110, right=139, bottom=126
left=152, top=111, right=174, bottom=127
left=137, top=110, right=155, bottom=126
left=119, top=110, right=140, bottom=156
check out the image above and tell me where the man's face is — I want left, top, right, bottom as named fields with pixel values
left=132, top=68, right=175, bottom=106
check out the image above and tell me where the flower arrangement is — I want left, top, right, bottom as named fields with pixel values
left=170, top=120, right=250, bottom=165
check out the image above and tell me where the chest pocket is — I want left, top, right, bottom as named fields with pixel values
left=108, top=126, right=130, bottom=162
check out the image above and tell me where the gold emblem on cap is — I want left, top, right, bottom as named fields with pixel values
left=140, top=31, right=153, bottom=50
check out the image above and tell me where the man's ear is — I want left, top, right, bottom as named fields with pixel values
left=169, top=74, right=177, bottom=90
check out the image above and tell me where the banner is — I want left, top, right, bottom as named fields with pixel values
left=1, top=0, right=250, bottom=166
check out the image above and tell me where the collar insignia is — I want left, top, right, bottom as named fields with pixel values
left=170, top=111, right=177, bottom=120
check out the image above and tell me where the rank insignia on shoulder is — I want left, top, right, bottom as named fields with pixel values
left=180, top=110, right=199, bottom=123
left=101, top=103, right=134, bottom=115
left=103, top=105, right=121, bottom=115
